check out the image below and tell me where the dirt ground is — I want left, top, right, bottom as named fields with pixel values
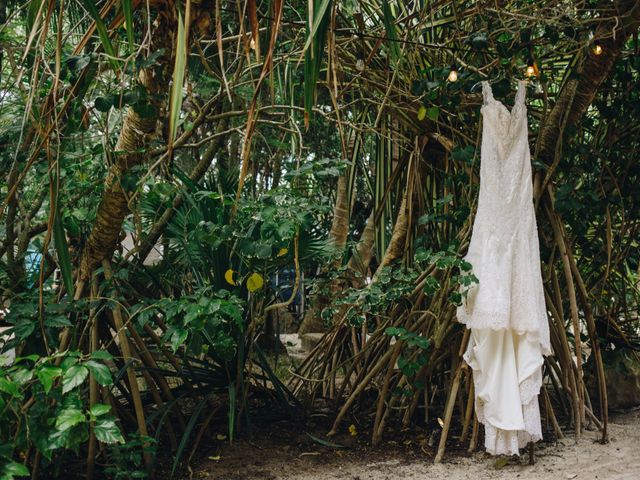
left=187, top=408, right=640, bottom=480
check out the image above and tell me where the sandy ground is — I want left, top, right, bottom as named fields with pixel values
left=188, top=408, right=640, bottom=480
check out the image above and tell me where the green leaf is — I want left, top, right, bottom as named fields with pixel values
left=90, top=403, right=112, bottom=417
left=26, top=0, right=42, bottom=31
left=121, top=0, right=135, bottom=52
left=62, top=365, right=89, bottom=394
left=168, top=8, right=188, bottom=144
left=56, top=407, right=85, bottom=432
left=451, top=145, right=475, bottom=164
left=303, top=0, right=332, bottom=125
left=0, top=377, right=20, bottom=397
left=11, top=369, right=33, bottom=385
left=1, top=462, right=30, bottom=478
left=381, top=0, right=401, bottom=63
left=94, top=95, right=115, bottom=112
left=171, top=398, right=208, bottom=476
left=254, top=242, right=272, bottom=259
left=422, top=276, right=441, bottom=295
left=301, top=0, right=332, bottom=57
left=44, top=314, right=72, bottom=328
left=90, top=350, right=113, bottom=361
left=37, top=366, right=63, bottom=394
left=170, top=328, right=188, bottom=352
left=470, top=33, right=488, bottom=50
left=79, top=0, right=119, bottom=71
left=94, top=417, right=125, bottom=444
left=426, top=107, right=439, bottom=121
left=85, top=361, right=113, bottom=386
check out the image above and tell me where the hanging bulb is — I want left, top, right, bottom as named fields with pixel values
left=355, top=56, right=365, bottom=72
left=525, top=58, right=537, bottom=77
left=250, top=38, right=256, bottom=50
left=593, top=40, right=603, bottom=55
left=447, top=63, right=458, bottom=82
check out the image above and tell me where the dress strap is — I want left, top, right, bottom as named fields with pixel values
left=515, top=79, right=527, bottom=106
left=481, top=80, right=494, bottom=105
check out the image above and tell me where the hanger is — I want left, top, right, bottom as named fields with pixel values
left=470, top=71, right=505, bottom=93
left=470, top=72, right=533, bottom=94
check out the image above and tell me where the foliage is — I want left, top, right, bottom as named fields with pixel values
left=0, top=350, right=120, bottom=476
left=0, top=0, right=638, bottom=477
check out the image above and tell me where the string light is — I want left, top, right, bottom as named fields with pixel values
left=447, top=63, right=458, bottom=82
left=525, top=57, right=537, bottom=77
left=224, top=5, right=551, bottom=80
left=593, top=40, right=603, bottom=55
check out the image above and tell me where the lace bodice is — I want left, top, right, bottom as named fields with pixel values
left=476, top=80, right=531, bottom=236
left=457, top=79, right=551, bottom=355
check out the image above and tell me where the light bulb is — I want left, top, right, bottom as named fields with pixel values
left=356, top=58, right=365, bottom=72
left=447, top=66, right=458, bottom=82
left=250, top=38, right=256, bottom=50
left=525, top=58, right=537, bottom=77
left=593, top=41, right=603, bottom=55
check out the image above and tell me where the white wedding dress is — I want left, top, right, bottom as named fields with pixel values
left=456, top=79, right=551, bottom=456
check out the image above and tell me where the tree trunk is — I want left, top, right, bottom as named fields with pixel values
left=375, top=191, right=409, bottom=274
left=347, top=209, right=376, bottom=282
left=534, top=0, right=640, bottom=200
left=373, top=140, right=429, bottom=277
left=79, top=10, right=175, bottom=280
left=298, top=137, right=354, bottom=334
left=329, top=174, right=351, bottom=258
left=298, top=174, right=351, bottom=334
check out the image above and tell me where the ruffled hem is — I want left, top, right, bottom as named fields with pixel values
left=457, top=304, right=551, bottom=355
left=482, top=396, right=543, bottom=455
left=464, top=327, right=545, bottom=456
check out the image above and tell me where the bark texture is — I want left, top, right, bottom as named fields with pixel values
left=346, top=209, right=376, bottom=281
left=79, top=11, right=175, bottom=280
left=328, top=174, right=350, bottom=258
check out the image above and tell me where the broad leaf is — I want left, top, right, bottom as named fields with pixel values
left=90, top=403, right=112, bottom=417
left=37, top=366, right=63, bottom=394
left=93, top=417, right=125, bottom=444
left=62, top=365, right=89, bottom=394
left=56, top=407, right=85, bottom=432
left=85, top=361, right=113, bottom=386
